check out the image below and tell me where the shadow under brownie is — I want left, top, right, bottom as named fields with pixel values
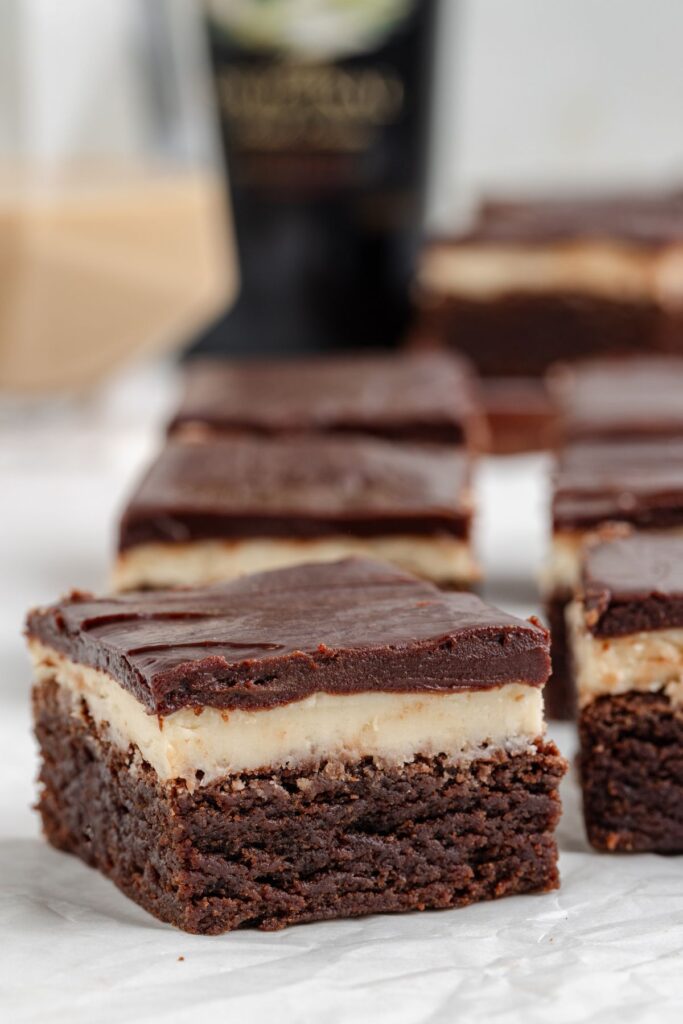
left=27, top=559, right=566, bottom=934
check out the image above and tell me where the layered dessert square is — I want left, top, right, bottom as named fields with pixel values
left=549, top=354, right=683, bottom=443
left=28, top=559, right=565, bottom=934
left=113, top=434, right=479, bottom=591
left=414, top=191, right=683, bottom=377
left=568, top=534, right=683, bottom=852
left=168, top=350, right=485, bottom=449
left=543, top=437, right=683, bottom=718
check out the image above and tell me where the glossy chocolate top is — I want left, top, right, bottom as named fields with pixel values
left=168, top=351, right=479, bottom=445
left=553, top=438, right=683, bottom=531
left=119, top=435, right=472, bottom=550
left=27, top=559, right=550, bottom=714
left=582, top=534, right=683, bottom=637
left=551, top=356, right=683, bottom=442
left=466, top=190, right=683, bottom=245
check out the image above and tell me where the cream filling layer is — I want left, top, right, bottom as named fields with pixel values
left=30, top=643, right=543, bottom=789
left=112, top=535, right=480, bottom=592
left=418, top=242, right=679, bottom=301
left=566, top=600, right=683, bottom=709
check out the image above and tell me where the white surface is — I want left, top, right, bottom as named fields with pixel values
left=2, top=373, right=683, bottom=1022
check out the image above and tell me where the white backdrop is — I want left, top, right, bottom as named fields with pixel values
left=431, top=0, right=683, bottom=224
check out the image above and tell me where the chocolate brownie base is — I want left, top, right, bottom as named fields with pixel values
left=414, top=293, right=661, bottom=377
left=545, top=592, right=576, bottom=720
left=34, top=678, right=565, bottom=934
left=579, top=691, right=683, bottom=852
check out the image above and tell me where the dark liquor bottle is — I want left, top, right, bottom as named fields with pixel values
left=196, top=0, right=440, bottom=355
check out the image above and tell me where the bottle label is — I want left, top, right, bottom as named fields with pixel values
left=206, top=0, right=423, bottom=192
left=216, top=63, right=405, bottom=154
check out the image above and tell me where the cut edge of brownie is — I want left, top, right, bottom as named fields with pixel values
left=33, top=676, right=566, bottom=934
left=579, top=691, right=683, bottom=853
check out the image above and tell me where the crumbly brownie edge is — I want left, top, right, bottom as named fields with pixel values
left=579, top=691, right=683, bottom=852
left=34, top=677, right=566, bottom=935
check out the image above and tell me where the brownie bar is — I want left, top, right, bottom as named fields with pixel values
left=544, top=439, right=683, bottom=718
left=550, top=355, right=683, bottom=442
left=114, top=435, right=478, bottom=590
left=27, top=559, right=564, bottom=933
left=414, top=190, right=683, bottom=378
left=35, top=677, right=564, bottom=933
left=568, top=534, right=683, bottom=851
left=570, top=535, right=683, bottom=711
left=169, top=350, right=484, bottom=448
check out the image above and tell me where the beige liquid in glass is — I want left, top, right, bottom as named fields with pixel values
left=0, top=167, right=235, bottom=393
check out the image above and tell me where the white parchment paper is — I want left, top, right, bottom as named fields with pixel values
left=2, top=373, right=682, bottom=1023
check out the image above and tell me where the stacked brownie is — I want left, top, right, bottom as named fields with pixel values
left=26, top=347, right=577, bottom=933
left=413, top=190, right=683, bottom=452
left=169, top=350, right=485, bottom=446
left=543, top=356, right=683, bottom=718
left=415, top=191, right=683, bottom=376
left=115, top=351, right=484, bottom=591
left=568, top=534, right=683, bottom=852
left=29, top=185, right=683, bottom=932
left=114, top=435, right=478, bottom=590
left=27, top=559, right=566, bottom=933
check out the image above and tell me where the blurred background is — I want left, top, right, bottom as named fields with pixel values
left=441, top=0, right=683, bottom=212
left=3, top=0, right=683, bottom=394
